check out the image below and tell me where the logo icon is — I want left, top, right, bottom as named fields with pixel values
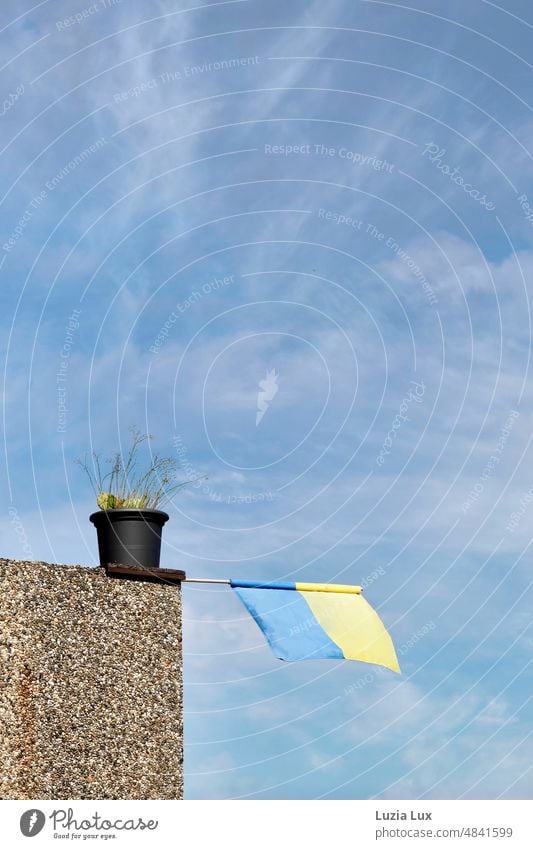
left=256, top=369, right=279, bottom=426
left=20, top=809, right=46, bottom=837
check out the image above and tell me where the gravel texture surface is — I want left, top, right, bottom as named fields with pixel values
left=0, top=559, right=183, bottom=800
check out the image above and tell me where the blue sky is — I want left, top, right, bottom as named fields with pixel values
left=2, top=0, right=533, bottom=799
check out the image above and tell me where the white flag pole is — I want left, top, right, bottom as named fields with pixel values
left=182, top=577, right=231, bottom=584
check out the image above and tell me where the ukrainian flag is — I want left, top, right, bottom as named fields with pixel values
left=231, top=580, right=400, bottom=672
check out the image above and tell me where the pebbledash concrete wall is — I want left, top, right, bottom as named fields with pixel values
left=0, top=559, right=183, bottom=800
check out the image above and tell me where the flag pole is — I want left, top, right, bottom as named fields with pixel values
left=182, top=577, right=231, bottom=584
left=181, top=578, right=363, bottom=593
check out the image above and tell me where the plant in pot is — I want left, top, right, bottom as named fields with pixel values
left=78, top=429, right=200, bottom=570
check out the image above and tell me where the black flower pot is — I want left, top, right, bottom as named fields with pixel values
left=90, top=509, right=169, bottom=569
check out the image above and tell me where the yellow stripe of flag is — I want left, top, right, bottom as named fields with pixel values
left=295, top=582, right=362, bottom=594
left=300, top=589, right=400, bottom=672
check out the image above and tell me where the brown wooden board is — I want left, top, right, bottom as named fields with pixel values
left=105, top=563, right=186, bottom=584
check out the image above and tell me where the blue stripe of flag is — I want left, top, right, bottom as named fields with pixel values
left=230, top=579, right=297, bottom=591
left=232, top=586, right=344, bottom=661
